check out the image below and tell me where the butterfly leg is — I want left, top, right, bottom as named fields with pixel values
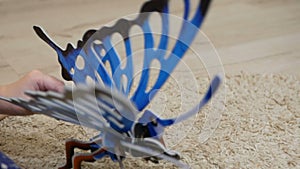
left=72, top=148, right=107, bottom=169
left=58, top=139, right=97, bottom=169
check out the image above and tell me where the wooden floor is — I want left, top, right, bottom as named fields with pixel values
left=0, top=0, right=299, bottom=85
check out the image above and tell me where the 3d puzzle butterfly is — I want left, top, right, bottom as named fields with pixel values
left=0, top=0, right=222, bottom=168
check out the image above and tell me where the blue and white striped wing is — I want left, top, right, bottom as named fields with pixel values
left=0, top=85, right=138, bottom=134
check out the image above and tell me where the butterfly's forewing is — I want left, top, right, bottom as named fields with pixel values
left=132, top=0, right=212, bottom=110
left=33, top=0, right=211, bottom=111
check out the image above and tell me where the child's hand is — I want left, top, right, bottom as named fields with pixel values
left=0, top=70, right=64, bottom=116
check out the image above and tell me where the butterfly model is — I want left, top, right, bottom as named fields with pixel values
left=0, top=0, right=222, bottom=168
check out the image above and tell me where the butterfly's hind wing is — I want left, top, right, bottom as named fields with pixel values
left=131, top=0, right=212, bottom=110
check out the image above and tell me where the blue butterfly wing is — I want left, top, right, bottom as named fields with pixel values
left=33, top=0, right=211, bottom=111
left=132, top=0, right=211, bottom=110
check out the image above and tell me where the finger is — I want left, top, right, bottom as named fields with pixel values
left=38, top=75, right=65, bottom=93
left=0, top=114, right=7, bottom=121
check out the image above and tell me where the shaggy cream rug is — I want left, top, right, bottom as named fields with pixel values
left=0, top=73, right=299, bottom=169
